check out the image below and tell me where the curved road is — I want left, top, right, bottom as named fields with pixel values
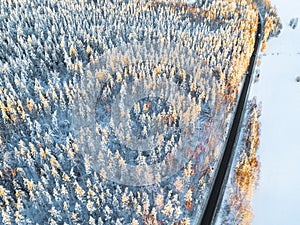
left=199, top=12, right=263, bottom=225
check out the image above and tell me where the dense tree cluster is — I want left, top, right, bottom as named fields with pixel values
left=0, top=0, right=259, bottom=224
left=258, top=0, right=282, bottom=51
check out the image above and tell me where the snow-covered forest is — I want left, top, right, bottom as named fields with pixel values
left=0, top=0, right=261, bottom=224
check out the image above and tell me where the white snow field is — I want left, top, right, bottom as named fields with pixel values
left=250, top=1, right=300, bottom=224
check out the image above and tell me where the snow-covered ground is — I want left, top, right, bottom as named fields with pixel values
left=250, top=1, right=300, bottom=224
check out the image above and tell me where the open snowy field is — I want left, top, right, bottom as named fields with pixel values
left=250, top=0, right=300, bottom=224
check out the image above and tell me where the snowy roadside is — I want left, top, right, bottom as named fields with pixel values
left=213, top=99, right=261, bottom=225
left=250, top=0, right=300, bottom=224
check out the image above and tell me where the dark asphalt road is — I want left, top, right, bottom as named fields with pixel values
left=199, top=12, right=263, bottom=225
